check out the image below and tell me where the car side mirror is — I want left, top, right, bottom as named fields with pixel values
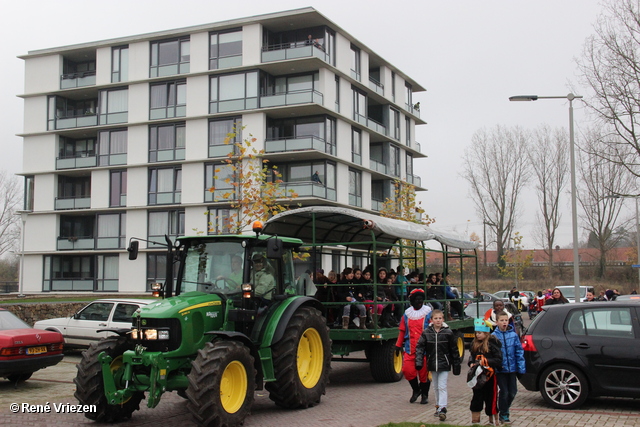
left=128, top=240, right=139, bottom=260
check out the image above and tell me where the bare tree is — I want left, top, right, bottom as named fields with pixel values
left=576, top=0, right=640, bottom=177
left=577, top=128, right=635, bottom=277
left=462, top=125, right=532, bottom=267
left=528, top=125, right=569, bottom=278
left=0, top=170, right=21, bottom=257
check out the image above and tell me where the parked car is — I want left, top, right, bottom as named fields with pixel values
left=494, top=289, right=535, bottom=303
left=478, top=292, right=501, bottom=303
left=463, top=301, right=524, bottom=339
left=34, top=299, right=150, bottom=348
left=555, top=285, right=590, bottom=303
left=0, top=308, right=64, bottom=382
left=615, top=294, right=640, bottom=301
left=519, top=301, right=640, bottom=409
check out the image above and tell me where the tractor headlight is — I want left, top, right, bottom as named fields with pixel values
left=144, top=329, right=158, bottom=340
left=242, top=283, right=253, bottom=299
left=158, top=330, right=170, bottom=340
left=131, top=328, right=139, bottom=339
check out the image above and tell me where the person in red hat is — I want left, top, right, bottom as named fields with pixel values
left=396, top=288, right=432, bottom=404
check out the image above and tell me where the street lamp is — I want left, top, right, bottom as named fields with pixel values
left=509, top=93, right=583, bottom=302
left=16, top=210, right=31, bottom=298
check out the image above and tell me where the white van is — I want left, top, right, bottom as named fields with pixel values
left=555, top=285, right=590, bottom=303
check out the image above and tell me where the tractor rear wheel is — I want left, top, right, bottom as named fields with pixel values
left=74, top=337, right=144, bottom=422
left=187, top=340, right=256, bottom=427
left=369, top=339, right=403, bottom=382
left=266, top=306, right=331, bottom=408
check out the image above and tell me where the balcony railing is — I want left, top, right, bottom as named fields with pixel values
left=278, top=181, right=336, bottom=201
left=372, top=199, right=384, bottom=212
left=57, top=237, right=95, bottom=251
left=367, top=117, right=387, bottom=135
left=53, top=114, right=98, bottom=130
left=56, top=155, right=97, bottom=170
left=404, top=102, right=421, bottom=118
left=368, top=77, right=384, bottom=95
left=55, top=196, right=91, bottom=210
left=47, top=279, right=95, bottom=291
left=260, top=89, right=323, bottom=108
left=369, top=159, right=387, bottom=174
left=265, top=136, right=334, bottom=155
left=261, top=43, right=331, bottom=64
left=60, top=71, right=96, bottom=89
left=407, top=174, right=422, bottom=187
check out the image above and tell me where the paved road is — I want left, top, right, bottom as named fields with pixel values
left=1, top=348, right=639, bottom=426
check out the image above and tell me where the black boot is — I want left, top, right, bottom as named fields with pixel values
left=409, top=378, right=420, bottom=403
left=420, top=380, right=430, bottom=404
left=381, top=310, right=392, bottom=328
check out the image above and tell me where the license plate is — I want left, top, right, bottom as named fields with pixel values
left=27, top=346, right=47, bottom=355
left=464, top=333, right=475, bottom=338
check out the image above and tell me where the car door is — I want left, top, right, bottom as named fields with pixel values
left=564, top=306, right=640, bottom=394
left=65, top=302, right=115, bottom=346
left=108, top=303, right=141, bottom=329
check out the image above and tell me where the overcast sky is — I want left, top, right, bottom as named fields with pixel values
left=1, top=0, right=613, bottom=248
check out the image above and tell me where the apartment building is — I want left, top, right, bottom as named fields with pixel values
left=18, top=7, right=426, bottom=293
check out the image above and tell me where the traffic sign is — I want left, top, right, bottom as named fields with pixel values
left=632, top=265, right=640, bottom=268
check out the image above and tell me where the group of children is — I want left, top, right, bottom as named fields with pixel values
left=396, top=292, right=525, bottom=425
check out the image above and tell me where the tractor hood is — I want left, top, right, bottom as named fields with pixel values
left=134, top=292, right=224, bottom=319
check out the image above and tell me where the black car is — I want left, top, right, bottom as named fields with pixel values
left=519, top=301, right=640, bottom=409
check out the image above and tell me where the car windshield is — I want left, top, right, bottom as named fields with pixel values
left=179, top=240, right=246, bottom=295
left=0, top=311, right=31, bottom=330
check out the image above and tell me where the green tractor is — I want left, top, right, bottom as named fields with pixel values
left=73, top=225, right=331, bottom=426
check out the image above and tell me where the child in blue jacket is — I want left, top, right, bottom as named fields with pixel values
left=492, top=310, right=525, bottom=424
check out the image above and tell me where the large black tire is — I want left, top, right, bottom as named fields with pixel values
left=186, top=341, right=256, bottom=427
left=539, top=363, right=589, bottom=409
left=74, top=337, right=144, bottom=422
left=265, top=306, right=331, bottom=409
left=369, top=339, right=403, bottom=382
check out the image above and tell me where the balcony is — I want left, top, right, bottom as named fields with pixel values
left=48, top=279, right=95, bottom=291
left=57, top=236, right=94, bottom=251
left=260, top=89, right=323, bottom=109
left=372, top=199, right=384, bottom=212
left=60, top=71, right=96, bottom=89
left=369, top=159, right=387, bottom=174
left=55, top=196, right=91, bottom=210
left=278, top=181, right=336, bottom=201
left=54, top=114, right=98, bottom=130
left=265, top=136, right=333, bottom=155
left=407, top=174, right=422, bottom=187
left=262, top=43, right=330, bottom=64
left=367, top=118, right=387, bottom=135
left=404, top=103, right=421, bottom=119
left=56, top=155, right=97, bottom=170
left=368, top=77, right=384, bottom=96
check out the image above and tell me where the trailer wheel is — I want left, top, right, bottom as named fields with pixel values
left=369, top=339, right=403, bottom=382
left=74, top=337, right=144, bottom=422
left=266, top=306, right=331, bottom=409
left=187, top=340, right=255, bottom=427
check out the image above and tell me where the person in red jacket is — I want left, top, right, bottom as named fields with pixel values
left=396, top=288, right=433, bottom=404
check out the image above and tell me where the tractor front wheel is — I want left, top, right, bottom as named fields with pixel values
left=187, top=340, right=256, bottom=427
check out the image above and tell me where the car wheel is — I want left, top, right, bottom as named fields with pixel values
left=538, top=363, right=589, bottom=409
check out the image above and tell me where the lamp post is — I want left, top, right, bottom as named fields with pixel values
left=509, top=93, right=583, bottom=302
left=16, top=210, right=31, bottom=298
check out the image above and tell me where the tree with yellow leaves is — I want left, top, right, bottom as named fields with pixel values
left=497, top=232, right=534, bottom=287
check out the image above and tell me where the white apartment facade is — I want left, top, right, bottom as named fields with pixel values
left=18, top=7, right=426, bottom=294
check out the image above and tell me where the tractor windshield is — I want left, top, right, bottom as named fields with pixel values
left=179, top=241, right=246, bottom=296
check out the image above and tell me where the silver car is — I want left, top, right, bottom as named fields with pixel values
left=34, top=299, right=150, bottom=348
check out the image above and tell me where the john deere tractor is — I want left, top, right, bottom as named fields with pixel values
left=73, top=226, right=331, bottom=426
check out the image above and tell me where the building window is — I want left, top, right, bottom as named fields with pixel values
left=112, top=46, right=128, bottom=83
left=59, top=137, right=96, bottom=159
left=352, top=127, right=361, bottom=165
left=149, top=122, right=185, bottom=162
left=150, top=80, right=186, bottom=120
left=335, top=75, right=340, bottom=112
left=43, top=255, right=94, bottom=291
left=406, top=153, right=414, bottom=179
left=266, top=116, right=335, bottom=155
left=58, top=176, right=90, bottom=199
left=96, top=255, right=119, bottom=291
left=98, top=129, right=127, bottom=166
left=391, top=71, right=396, bottom=102
left=349, top=168, right=362, bottom=207
left=148, top=210, right=185, bottom=248
left=60, top=215, right=94, bottom=241
left=150, top=37, right=190, bottom=77
left=209, top=117, right=242, bottom=158
left=350, top=44, right=361, bottom=81
left=210, top=29, right=242, bottom=69
left=61, top=58, right=96, bottom=89
left=96, top=213, right=126, bottom=250
left=110, top=170, right=127, bottom=207
left=273, top=161, right=337, bottom=201
left=205, top=163, right=236, bottom=202
left=390, top=108, right=400, bottom=140
left=147, top=253, right=178, bottom=291
left=405, top=117, right=411, bottom=146
left=98, top=88, right=128, bottom=125
left=47, top=96, right=97, bottom=130
left=149, top=167, right=182, bottom=205
left=352, top=87, right=367, bottom=125
left=207, top=208, right=237, bottom=235
left=405, top=82, right=413, bottom=111
left=24, top=176, right=34, bottom=211
left=389, top=145, right=400, bottom=177
left=209, top=71, right=258, bottom=113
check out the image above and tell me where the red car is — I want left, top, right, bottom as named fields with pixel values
left=0, top=308, right=64, bottom=382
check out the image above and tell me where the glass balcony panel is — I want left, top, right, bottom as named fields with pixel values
left=97, top=280, right=118, bottom=292
left=204, top=189, right=236, bottom=202
left=260, top=94, right=286, bottom=108
left=372, top=200, right=384, bottom=211
left=55, top=197, right=91, bottom=210
left=157, top=150, right=176, bottom=162
left=354, top=113, right=367, bottom=126
left=260, top=90, right=323, bottom=108
left=369, top=159, right=387, bottom=174
left=102, top=112, right=128, bottom=125
left=219, top=56, right=242, bottom=68
left=352, top=153, right=362, bottom=165
left=120, top=195, right=127, bottom=206
left=109, top=154, right=127, bottom=165
left=57, top=237, right=94, bottom=250
left=261, top=44, right=330, bottom=64
left=265, top=137, right=328, bottom=154
left=176, top=106, right=186, bottom=117
left=245, top=98, right=258, bottom=109
left=96, top=237, right=122, bottom=249
left=219, top=99, right=245, bottom=112
left=150, top=109, right=167, bottom=120
left=55, top=115, right=98, bottom=129
left=76, top=115, right=98, bottom=127
left=156, top=193, right=178, bottom=204
left=52, top=280, right=94, bottom=291
left=209, top=145, right=236, bottom=158
left=60, top=73, right=96, bottom=89
left=179, top=63, right=190, bottom=74
left=158, top=64, right=179, bottom=77
left=56, top=156, right=97, bottom=170
left=349, top=195, right=362, bottom=207
left=350, top=70, right=360, bottom=81
left=368, top=78, right=384, bottom=95
left=209, top=102, right=219, bottom=114
left=367, top=118, right=387, bottom=135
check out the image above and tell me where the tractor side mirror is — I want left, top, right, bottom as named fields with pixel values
left=267, top=238, right=283, bottom=259
left=128, top=240, right=139, bottom=260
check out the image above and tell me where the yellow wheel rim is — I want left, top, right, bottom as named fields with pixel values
left=220, top=361, right=247, bottom=414
left=110, top=355, right=131, bottom=404
left=297, top=327, right=323, bottom=389
left=393, top=347, right=403, bottom=374
left=457, top=336, right=465, bottom=358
